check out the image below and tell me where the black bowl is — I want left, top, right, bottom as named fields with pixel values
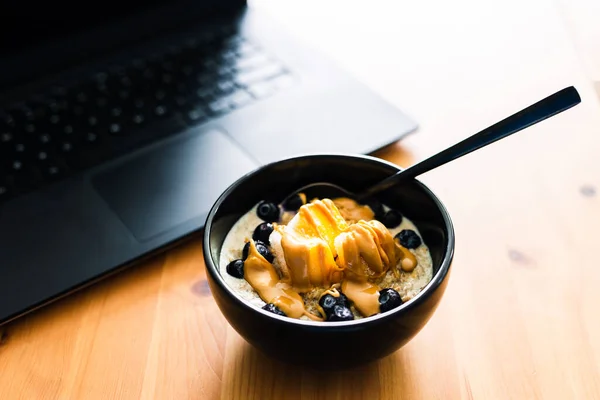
left=203, top=154, right=454, bottom=369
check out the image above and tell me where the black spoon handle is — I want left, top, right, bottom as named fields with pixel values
left=359, top=86, right=581, bottom=200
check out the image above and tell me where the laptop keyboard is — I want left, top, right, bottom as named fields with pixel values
left=0, top=27, right=294, bottom=203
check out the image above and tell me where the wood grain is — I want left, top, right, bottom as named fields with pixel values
left=2, top=0, right=600, bottom=398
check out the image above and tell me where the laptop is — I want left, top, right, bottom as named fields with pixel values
left=0, top=0, right=418, bottom=325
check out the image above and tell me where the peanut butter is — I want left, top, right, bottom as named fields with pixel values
left=332, top=197, right=375, bottom=223
left=244, top=240, right=322, bottom=320
left=341, top=280, right=380, bottom=317
left=278, top=199, right=347, bottom=290
left=335, top=220, right=397, bottom=280
left=396, top=243, right=418, bottom=272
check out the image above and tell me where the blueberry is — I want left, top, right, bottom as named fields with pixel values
left=319, top=292, right=351, bottom=318
left=379, top=288, right=403, bottom=313
left=336, top=292, right=350, bottom=308
left=226, top=259, right=244, bottom=278
left=282, top=193, right=304, bottom=211
left=319, top=294, right=338, bottom=314
left=381, top=210, right=403, bottom=228
left=257, top=201, right=280, bottom=222
left=262, top=303, right=286, bottom=317
left=364, top=198, right=385, bottom=220
left=242, top=241, right=250, bottom=260
left=396, top=229, right=422, bottom=249
left=253, top=222, right=274, bottom=244
left=242, top=240, right=273, bottom=262
left=255, top=241, right=274, bottom=263
left=327, top=305, right=354, bottom=321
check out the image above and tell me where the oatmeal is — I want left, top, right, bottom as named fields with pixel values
left=219, top=194, right=433, bottom=321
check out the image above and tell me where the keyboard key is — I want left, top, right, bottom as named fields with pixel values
left=85, top=132, right=99, bottom=143
left=247, top=74, right=294, bottom=99
left=197, top=72, right=217, bottom=86
left=132, top=114, right=145, bottom=125
left=236, top=64, right=285, bottom=86
left=0, top=114, right=16, bottom=128
left=221, top=51, right=237, bottom=64
left=0, top=132, right=13, bottom=144
left=39, top=133, right=51, bottom=145
left=207, top=98, right=231, bottom=114
left=224, top=36, right=243, bottom=49
left=49, top=114, right=61, bottom=124
left=154, top=105, right=167, bottom=117
left=196, top=88, right=214, bottom=101
left=35, top=150, right=49, bottom=162
left=174, top=96, right=187, bottom=106
left=217, top=64, right=232, bottom=76
left=41, top=162, right=67, bottom=181
left=14, top=142, right=26, bottom=154
left=235, top=54, right=270, bottom=71
left=202, top=57, right=218, bottom=70
left=109, top=123, right=122, bottom=135
left=63, top=140, right=75, bottom=151
left=236, top=42, right=256, bottom=57
left=224, top=90, right=253, bottom=109
left=56, top=140, right=76, bottom=158
left=9, top=159, right=24, bottom=172
left=217, top=80, right=236, bottom=94
left=9, top=105, right=35, bottom=122
left=184, top=107, right=207, bottom=124
left=247, top=81, right=275, bottom=99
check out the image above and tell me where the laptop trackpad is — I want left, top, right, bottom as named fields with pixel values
left=92, top=128, right=258, bottom=242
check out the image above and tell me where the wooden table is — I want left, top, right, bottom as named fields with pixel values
left=2, top=0, right=600, bottom=398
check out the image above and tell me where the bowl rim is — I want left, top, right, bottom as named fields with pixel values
left=203, top=153, right=455, bottom=329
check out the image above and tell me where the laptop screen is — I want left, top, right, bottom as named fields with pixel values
left=0, top=1, right=173, bottom=56
left=0, top=0, right=244, bottom=91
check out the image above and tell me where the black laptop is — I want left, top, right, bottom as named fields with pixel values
left=0, top=0, right=417, bottom=324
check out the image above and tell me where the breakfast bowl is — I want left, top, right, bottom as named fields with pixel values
left=203, top=154, right=454, bottom=369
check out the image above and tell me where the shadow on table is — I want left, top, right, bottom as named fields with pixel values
left=223, top=339, right=417, bottom=399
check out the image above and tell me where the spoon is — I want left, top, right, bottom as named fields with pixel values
left=283, top=86, right=581, bottom=205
